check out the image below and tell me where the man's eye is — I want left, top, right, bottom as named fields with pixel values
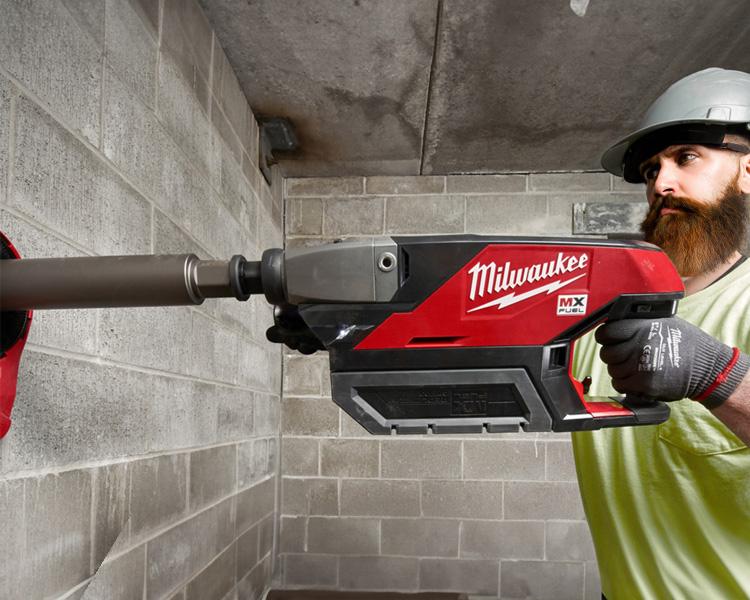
left=678, top=152, right=697, bottom=165
left=642, top=165, right=659, bottom=181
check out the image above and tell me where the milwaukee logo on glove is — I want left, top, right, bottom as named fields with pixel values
left=639, top=321, right=683, bottom=372
left=467, top=252, right=589, bottom=313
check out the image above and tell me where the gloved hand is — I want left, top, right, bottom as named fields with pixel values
left=266, top=304, right=324, bottom=355
left=595, top=317, right=750, bottom=409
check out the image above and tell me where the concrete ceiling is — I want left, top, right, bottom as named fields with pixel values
left=200, top=0, right=750, bottom=177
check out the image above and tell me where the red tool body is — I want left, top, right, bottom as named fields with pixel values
left=293, top=236, right=684, bottom=433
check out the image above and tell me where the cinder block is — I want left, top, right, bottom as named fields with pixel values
left=157, top=55, right=212, bottom=176
left=385, top=195, right=464, bottom=234
left=339, top=556, right=419, bottom=590
left=1, top=351, right=219, bottom=473
left=546, top=521, right=596, bottom=561
left=98, top=306, right=192, bottom=375
left=185, top=543, right=236, bottom=600
left=504, top=481, right=584, bottom=520
left=239, top=178, right=259, bottom=240
left=237, top=554, right=271, bottom=599
left=12, top=95, right=151, bottom=255
left=381, top=440, right=461, bottom=479
left=500, top=560, right=584, bottom=600
left=93, top=461, right=131, bottom=566
left=281, top=478, right=338, bottom=516
left=212, top=44, right=248, bottom=149
left=284, top=554, right=338, bottom=587
left=324, top=197, right=384, bottom=236
left=132, top=0, right=159, bottom=30
left=337, top=409, right=370, bottom=437
left=281, top=437, right=319, bottom=476
left=238, top=438, right=269, bottom=488
left=463, top=440, right=545, bottom=481
left=341, top=479, right=420, bottom=517
left=381, top=518, right=459, bottom=557
left=419, top=559, right=499, bottom=595
left=283, top=355, right=327, bottom=396
left=152, top=208, right=205, bottom=254
left=237, top=523, right=259, bottom=580
left=236, top=477, right=275, bottom=532
left=573, top=201, right=648, bottom=235
left=307, top=517, right=379, bottom=555
left=612, top=176, right=646, bottom=192
left=320, top=439, right=379, bottom=478
left=253, top=393, right=281, bottom=436
left=446, top=174, right=526, bottom=194
left=237, top=340, right=280, bottom=393
left=286, top=177, right=364, bottom=197
left=85, top=545, right=145, bottom=600
left=189, top=312, right=239, bottom=384
left=279, top=517, right=306, bottom=553
left=105, top=0, right=158, bottom=107
left=460, top=520, right=544, bottom=559
left=243, top=153, right=263, bottom=206
left=536, top=193, right=577, bottom=235
left=268, top=437, right=279, bottom=477
left=190, top=445, right=237, bottom=510
left=465, top=194, right=548, bottom=235
left=258, top=513, right=274, bottom=558
left=366, top=176, right=444, bottom=195
left=282, top=397, right=339, bottom=436
left=213, top=385, right=255, bottom=443
left=62, top=0, right=105, bottom=47
left=0, top=0, right=101, bottom=144
left=0, top=478, right=26, bottom=592
left=546, top=440, right=578, bottom=481
left=0, top=74, right=9, bottom=199
left=211, top=98, right=243, bottom=165
left=23, top=470, right=92, bottom=599
left=421, top=481, right=503, bottom=519
left=217, top=141, right=248, bottom=227
left=130, top=453, right=188, bottom=540
left=102, top=66, right=171, bottom=201
left=585, top=561, right=601, bottom=600
left=146, top=497, right=235, bottom=600
left=162, top=0, right=213, bottom=83
left=287, top=198, right=324, bottom=236
left=529, top=172, right=610, bottom=192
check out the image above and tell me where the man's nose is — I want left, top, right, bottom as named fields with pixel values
left=653, top=161, right=678, bottom=196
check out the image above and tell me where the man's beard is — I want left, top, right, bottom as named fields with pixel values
left=640, top=183, right=749, bottom=277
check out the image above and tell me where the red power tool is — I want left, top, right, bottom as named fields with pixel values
left=0, top=234, right=684, bottom=436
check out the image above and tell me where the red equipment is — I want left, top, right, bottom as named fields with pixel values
left=0, top=234, right=684, bottom=437
left=0, top=232, right=33, bottom=438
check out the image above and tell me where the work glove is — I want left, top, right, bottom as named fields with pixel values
left=595, top=317, right=750, bottom=409
left=266, top=304, right=324, bottom=355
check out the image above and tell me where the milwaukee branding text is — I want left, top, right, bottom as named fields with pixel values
left=468, top=252, right=589, bottom=302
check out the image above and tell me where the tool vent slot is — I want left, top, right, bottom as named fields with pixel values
left=407, top=336, right=464, bottom=347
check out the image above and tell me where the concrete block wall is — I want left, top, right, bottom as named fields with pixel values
left=0, top=1, right=282, bottom=599
left=281, top=173, right=647, bottom=599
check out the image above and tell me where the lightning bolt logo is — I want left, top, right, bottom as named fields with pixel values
left=467, top=273, right=587, bottom=313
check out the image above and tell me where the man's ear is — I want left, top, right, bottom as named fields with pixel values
left=740, top=153, right=750, bottom=194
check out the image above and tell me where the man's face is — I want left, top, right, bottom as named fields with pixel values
left=638, top=143, right=749, bottom=276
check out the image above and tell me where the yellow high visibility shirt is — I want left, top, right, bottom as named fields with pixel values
left=572, top=258, right=750, bottom=600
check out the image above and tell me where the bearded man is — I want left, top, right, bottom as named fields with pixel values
left=572, top=68, right=750, bottom=599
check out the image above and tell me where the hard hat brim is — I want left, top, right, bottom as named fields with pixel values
left=602, top=119, right=746, bottom=183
